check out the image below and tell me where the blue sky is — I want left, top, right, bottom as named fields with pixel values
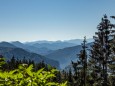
left=0, top=0, right=115, bottom=42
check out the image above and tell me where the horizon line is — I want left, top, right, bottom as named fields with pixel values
left=0, top=38, right=93, bottom=43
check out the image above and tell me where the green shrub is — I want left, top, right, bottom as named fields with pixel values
left=0, top=64, right=67, bottom=86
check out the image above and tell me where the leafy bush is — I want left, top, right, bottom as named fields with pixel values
left=0, top=63, right=67, bottom=86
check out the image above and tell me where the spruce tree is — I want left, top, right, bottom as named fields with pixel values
left=72, top=36, right=88, bottom=86
left=89, top=15, right=115, bottom=86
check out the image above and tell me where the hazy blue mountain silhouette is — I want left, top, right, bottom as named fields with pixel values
left=45, top=42, right=93, bottom=69
left=31, top=42, right=76, bottom=50
left=25, top=38, right=93, bottom=45
left=0, top=42, right=60, bottom=69
left=64, top=38, right=93, bottom=44
left=25, top=38, right=93, bottom=50
left=0, top=41, right=93, bottom=69
left=25, top=40, right=55, bottom=45
left=11, top=41, right=53, bottom=55
left=0, top=42, right=16, bottom=48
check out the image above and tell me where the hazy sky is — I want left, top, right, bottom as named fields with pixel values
left=0, top=0, right=115, bottom=42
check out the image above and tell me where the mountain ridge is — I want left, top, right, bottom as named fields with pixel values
left=25, top=38, right=93, bottom=45
left=45, top=42, right=93, bottom=69
left=0, top=42, right=60, bottom=69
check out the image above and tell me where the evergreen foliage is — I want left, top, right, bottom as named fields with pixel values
left=72, top=15, right=115, bottom=86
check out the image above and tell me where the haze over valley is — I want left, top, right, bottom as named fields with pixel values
left=0, top=39, right=93, bottom=69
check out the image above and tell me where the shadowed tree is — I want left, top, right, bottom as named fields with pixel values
left=88, top=15, right=115, bottom=86
left=72, top=36, right=88, bottom=86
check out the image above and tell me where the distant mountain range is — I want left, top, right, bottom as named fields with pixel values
left=0, top=42, right=60, bottom=69
left=11, top=41, right=53, bottom=55
left=0, top=42, right=16, bottom=48
left=45, top=45, right=82, bottom=69
left=29, top=42, right=76, bottom=50
left=25, top=38, right=93, bottom=50
left=0, top=39, right=93, bottom=69
left=45, top=43, right=92, bottom=69
left=25, top=38, right=93, bottom=45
